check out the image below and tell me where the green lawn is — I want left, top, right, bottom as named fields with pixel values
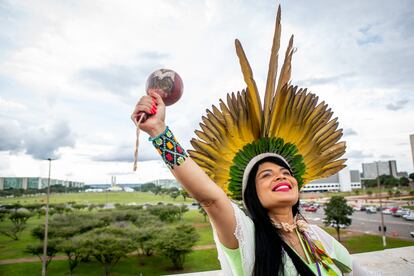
left=342, top=234, right=414, bottom=254
left=0, top=216, right=43, bottom=260
left=0, top=192, right=195, bottom=205
left=0, top=249, right=220, bottom=276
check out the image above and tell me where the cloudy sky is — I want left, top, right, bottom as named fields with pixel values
left=1, top=0, right=413, bottom=184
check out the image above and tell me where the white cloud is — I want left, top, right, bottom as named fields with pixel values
left=0, top=0, right=413, bottom=184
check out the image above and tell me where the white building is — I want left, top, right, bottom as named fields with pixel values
left=0, top=177, right=84, bottom=190
left=301, top=168, right=361, bottom=193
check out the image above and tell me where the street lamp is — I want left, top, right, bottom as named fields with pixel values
left=42, top=158, right=55, bottom=276
left=376, top=161, right=387, bottom=247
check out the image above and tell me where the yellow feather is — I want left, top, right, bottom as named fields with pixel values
left=263, top=5, right=282, bottom=136
left=235, top=39, right=262, bottom=137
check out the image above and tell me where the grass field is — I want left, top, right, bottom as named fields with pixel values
left=0, top=249, right=220, bottom=276
left=343, top=234, right=414, bottom=253
left=0, top=192, right=195, bottom=205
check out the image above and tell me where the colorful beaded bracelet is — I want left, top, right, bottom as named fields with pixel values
left=149, top=126, right=188, bottom=169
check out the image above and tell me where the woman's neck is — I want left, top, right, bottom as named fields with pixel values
left=268, top=207, right=295, bottom=224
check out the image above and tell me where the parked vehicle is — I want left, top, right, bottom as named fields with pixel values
left=410, top=231, right=414, bottom=238
left=330, top=222, right=347, bottom=229
left=403, top=212, right=414, bottom=221
left=305, top=206, right=318, bottom=212
left=366, top=206, right=377, bottom=213
left=389, top=207, right=398, bottom=214
left=382, top=208, right=392, bottom=215
left=353, top=206, right=362, bottom=211
left=393, top=209, right=410, bottom=217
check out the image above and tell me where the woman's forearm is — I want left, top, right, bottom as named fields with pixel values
left=169, top=157, right=226, bottom=204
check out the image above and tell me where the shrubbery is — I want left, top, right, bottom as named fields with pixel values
left=24, top=203, right=197, bottom=275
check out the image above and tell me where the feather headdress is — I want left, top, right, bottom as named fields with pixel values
left=188, top=6, right=346, bottom=200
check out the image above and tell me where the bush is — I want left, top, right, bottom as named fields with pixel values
left=155, top=224, right=199, bottom=269
left=31, top=213, right=105, bottom=240
left=0, top=209, right=33, bottom=240
left=79, top=226, right=135, bottom=276
left=147, top=204, right=182, bottom=222
left=58, top=237, right=86, bottom=275
left=130, top=225, right=163, bottom=256
left=25, top=239, right=59, bottom=269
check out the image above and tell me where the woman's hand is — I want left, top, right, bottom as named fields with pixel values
left=131, top=89, right=166, bottom=137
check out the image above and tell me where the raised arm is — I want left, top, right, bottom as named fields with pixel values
left=131, top=90, right=238, bottom=249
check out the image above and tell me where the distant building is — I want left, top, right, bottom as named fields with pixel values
left=397, top=172, right=408, bottom=178
left=410, top=134, right=414, bottom=170
left=301, top=168, right=361, bottom=193
left=0, top=177, right=84, bottom=190
left=152, top=179, right=181, bottom=189
left=362, top=160, right=399, bottom=179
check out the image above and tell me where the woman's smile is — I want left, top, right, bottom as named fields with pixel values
left=271, top=182, right=292, bottom=192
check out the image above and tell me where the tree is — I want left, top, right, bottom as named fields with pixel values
left=324, top=196, right=353, bottom=242
left=0, top=209, right=7, bottom=222
left=58, top=237, right=85, bottom=275
left=31, top=213, right=105, bottom=240
left=367, top=190, right=373, bottom=197
left=131, top=225, right=162, bottom=256
left=25, top=240, right=59, bottom=269
left=179, top=204, right=189, bottom=220
left=147, top=204, right=181, bottom=222
left=170, top=191, right=180, bottom=201
left=79, top=226, right=134, bottom=276
left=394, top=190, right=401, bottom=197
left=72, top=203, right=87, bottom=211
left=399, top=177, right=409, bottom=187
left=0, top=209, right=33, bottom=240
left=153, top=185, right=162, bottom=195
left=197, top=204, right=208, bottom=222
left=180, top=190, right=189, bottom=201
left=155, top=224, right=199, bottom=269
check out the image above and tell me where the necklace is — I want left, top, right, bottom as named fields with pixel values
left=271, top=221, right=297, bottom=232
left=271, top=217, right=308, bottom=233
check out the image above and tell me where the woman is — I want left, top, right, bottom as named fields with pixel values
left=131, top=6, right=369, bottom=276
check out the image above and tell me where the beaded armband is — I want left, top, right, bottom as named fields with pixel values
left=149, top=126, right=188, bottom=169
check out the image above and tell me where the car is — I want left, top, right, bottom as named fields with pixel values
left=353, top=206, right=362, bottom=211
left=389, top=207, right=398, bottom=214
left=305, top=206, right=318, bottom=212
left=329, top=222, right=347, bottom=229
left=403, top=212, right=414, bottom=221
left=411, top=231, right=414, bottom=238
left=393, top=209, right=410, bottom=217
left=366, top=206, right=377, bottom=213
left=382, top=209, right=392, bottom=215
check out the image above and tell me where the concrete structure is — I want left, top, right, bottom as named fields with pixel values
left=165, top=246, right=414, bottom=276
left=0, top=177, right=84, bottom=190
left=301, top=168, right=361, bottom=193
left=411, top=134, right=414, bottom=170
left=362, top=160, right=399, bottom=179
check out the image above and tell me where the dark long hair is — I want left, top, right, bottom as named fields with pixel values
left=244, top=157, right=313, bottom=276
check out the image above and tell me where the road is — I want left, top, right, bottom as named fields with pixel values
left=302, top=208, right=414, bottom=240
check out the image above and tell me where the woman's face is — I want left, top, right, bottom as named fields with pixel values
left=255, top=162, right=299, bottom=210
